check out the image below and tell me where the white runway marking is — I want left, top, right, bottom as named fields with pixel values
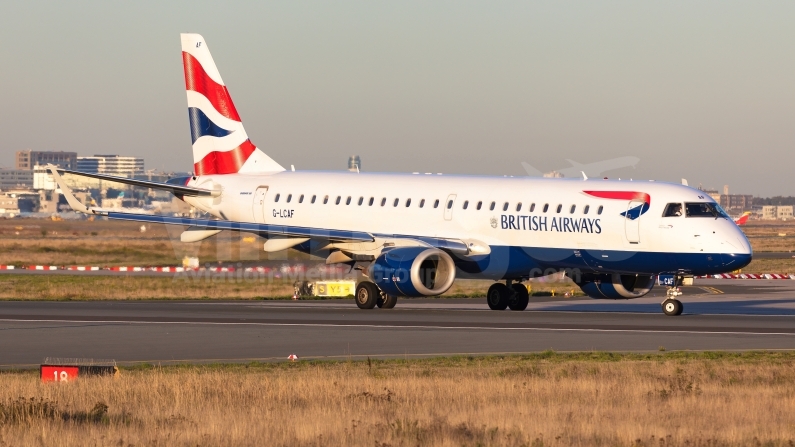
left=1, top=318, right=794, bottom=337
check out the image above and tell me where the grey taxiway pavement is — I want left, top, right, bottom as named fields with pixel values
left=2, top=279, right=795, bottom=367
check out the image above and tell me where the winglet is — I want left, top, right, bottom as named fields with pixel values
left=46, top=165, right=96, bottom=214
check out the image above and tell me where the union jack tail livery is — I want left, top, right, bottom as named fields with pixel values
left=181, top=33, right=284, bottom=175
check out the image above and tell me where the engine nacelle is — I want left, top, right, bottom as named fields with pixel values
left=370, top=247, right=456, bottom=297
left=574, top=273, right=655, bottom=299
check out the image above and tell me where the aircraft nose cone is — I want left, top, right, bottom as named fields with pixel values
left=723, top=252, right=752, bottom=270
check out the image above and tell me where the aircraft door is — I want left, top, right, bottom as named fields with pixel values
left=252, top=187, right=269, bottom=223
left=444, top=194, right=457, bottom=221
left=625, top=200, right=643, bottom=244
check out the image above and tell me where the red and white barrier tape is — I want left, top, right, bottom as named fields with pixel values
left=699, top=273, right=795, bottom=280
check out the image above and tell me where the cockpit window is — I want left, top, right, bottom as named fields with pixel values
left=663, top=203, right=683, bottom=217
left=685, top=202, right=730, bottom=219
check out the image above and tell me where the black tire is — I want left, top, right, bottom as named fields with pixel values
left=355, top=282, right=380, bottom=309
left=662, top=299, right=683, bottom=316
left=487, top=283, right=510, bottom=310
left=378, top=294, right=398, bottom=309
left=508, top=284, right=530, bottom=311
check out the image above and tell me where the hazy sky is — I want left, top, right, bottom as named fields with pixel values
left=1, top=1, right=793, bottom=196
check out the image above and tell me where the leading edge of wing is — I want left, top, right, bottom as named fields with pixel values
left=106, top=212, right=374, bottom=242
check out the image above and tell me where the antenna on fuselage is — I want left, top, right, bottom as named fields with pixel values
left=581, top=171, right=588, bottom=180
left=682, top=178, right=688, bottom=186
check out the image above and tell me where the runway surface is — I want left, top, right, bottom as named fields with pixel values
left=2, top=279, right=795, bottom=367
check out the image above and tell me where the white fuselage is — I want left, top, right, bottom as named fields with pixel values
left=183, top=171, right=752, bottom=277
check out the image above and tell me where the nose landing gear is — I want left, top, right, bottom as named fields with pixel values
left=661, top=275, right=685, bottom=316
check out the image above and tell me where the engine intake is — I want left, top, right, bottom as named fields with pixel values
left=574, top=273, right=655, bottom=299
left=371, top=247, right=456, bottom=297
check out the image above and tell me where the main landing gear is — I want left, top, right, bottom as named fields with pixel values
left=355, top=282, right=398, bottom=310
left=487, top=280, right=529, bottom=311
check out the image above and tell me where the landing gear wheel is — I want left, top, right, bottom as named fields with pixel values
left=662, top=299, right=683, bottom=316
left=508, top=284, right=530, bottom=311
left=377, top=294, right=398, bottom=309
left=355, top=282, right=380, bottom=309
left=487, top=283, right=510, bottom=310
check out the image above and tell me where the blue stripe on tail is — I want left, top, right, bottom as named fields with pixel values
left=188, top=107, right=233, bottom=144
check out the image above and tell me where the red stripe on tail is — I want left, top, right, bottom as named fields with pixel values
left=182, top=52, right=241, bottom=122
left=193, top=140, right=256, bottom=175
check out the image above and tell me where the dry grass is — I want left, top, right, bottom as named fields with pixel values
left=2, top=352, right=795, bottom=446
left=0, top=220, right=299, bottom=266
left=0, top=275, right=575, bottom=300
left=741, top=221, right=795, bottom=252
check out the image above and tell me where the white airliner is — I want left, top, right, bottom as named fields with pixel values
left=48, top=34, right=752, bottom=316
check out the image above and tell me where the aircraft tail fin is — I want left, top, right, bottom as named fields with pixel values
left=181, top=33, right=284, bottom=175
left=735, top=211, right=751, bottom=226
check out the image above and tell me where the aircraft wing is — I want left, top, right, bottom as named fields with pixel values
left=107, top=212, right=374, bottom=242
left=47, top=165, right=489, bottom=253
left=53, top=166, right=219, bottom=198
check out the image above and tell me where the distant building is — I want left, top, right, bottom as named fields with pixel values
left=0, top=169, right=34, bottom=190
left=77, top=155, right=144, bottom=177
left=348, top=155, right=361, bottom=172
left=15, top=150, right=77, bottom=170
left=761, top=205, right=793, bottom=220
left=543, top=171, right=565, bottom=178
left=720, top=194, right=754, bottom=212
left=32, top=166, right=56, bottom=190
left=0, top=193, right=20, bottom=218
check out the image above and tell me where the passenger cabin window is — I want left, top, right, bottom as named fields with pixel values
left=556, top=204, right=562, bottom=213
left=368, top=197, right=374, bottom=206
left=419, top=199, right=425, bottom=208
left=299, top=194, right=304, bottom=203
left=335, top=196, right=341, bottom=205
left=434, top=199, right=440, bottom=208
left=476, top=201, right=482, bottom=210
left=447, top=200, right=453, bottom=209
left=529, top=203, right=535, bottom=212
left=323, top=195, right=329, bottom=204
left=345, top=196, right=351, bottom=205
left=502, top=202, right=509, bottom=211
left=274, top=193, right=281, bottom=202
left=311, top=195, right=317, bottom=204
left=381, top=198, right=386, bottom=206
left=406, top=198, right=411, bottom=207
left=393, top=198, right=399, bottom=207
left=543, top=204, right=549, bottom=213
left=685, top=202, right=729, bottom=218
left=462, top=200, right=469, bottom=210
left=286, top=194, right=292, bottom=203
left=583, top=205, right=589, bottom=214
left=516, top=202, right=522, bottom=212
left=597, top=205, right=603, bottom=215
left=489, top=202, right=496, bottom=211
left=358, top=197, right=363, bottom=206
left=663, top=203, right=683, bottom=217
left=570, top=205, right=576, bottom=214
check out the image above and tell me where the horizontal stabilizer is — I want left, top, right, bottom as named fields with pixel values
left=55, top=168, right=219, bottom=197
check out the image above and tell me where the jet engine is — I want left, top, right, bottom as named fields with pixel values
left=370, top=247, right=456, bottom=297
left=573, top=273, right=655, bottom=299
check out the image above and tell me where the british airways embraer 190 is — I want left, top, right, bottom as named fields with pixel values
left=48, top=34, right=752, bottom=316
